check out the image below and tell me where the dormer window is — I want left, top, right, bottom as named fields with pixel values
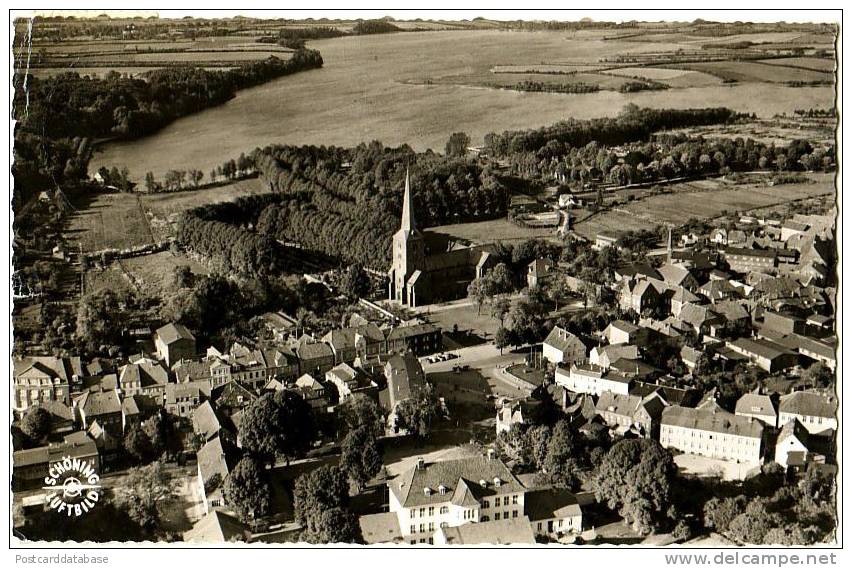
left=438, top=485, right=447, bottom=495
left=423, top=487, right=431, bottom=496
left=479, top=479, right=487, bottom=488
left=493, top=477, right=502, bottom=487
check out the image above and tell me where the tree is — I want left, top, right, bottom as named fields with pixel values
left=113, top=462, right=171, bottom=530
left=593, top=438, right=676, bottom=535
left=123, top=423, right=154, bottom=464
left=223, top=456, right=271, bottom=523
left=467, top=277, right=490, bottom=315
left=340, top=426, right=383, bottom=490
left=144, top=171, right=158, bottom=192
left=802, top=362, right=834, bottom=388
left=239, top=391, right=315, bottom=464
left=445, top=132, right=471, bottom=157
left=540, top=420, right=583, bottom=490
left=21, top=406, right=52, bottom=442
left=495, top=326, right=511, bottom=355
left=143, top=411, right=179, bottom=459
left=293, top=465, right=349, bottom=526
left=189, top=169, right=203, bottom=188
left=338, top=263, right=371, bottom=299
left=76, top=289, right=126, bottom=353
left=394, top=383, right=441, bottom=438
left=339, top=394, right=384, bottom=439
left=703, top=495, right=746, bottom=533
left=303, top=507, right=362, bottom=544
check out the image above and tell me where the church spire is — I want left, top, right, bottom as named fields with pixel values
left=401, top=167, right=415, bottom=232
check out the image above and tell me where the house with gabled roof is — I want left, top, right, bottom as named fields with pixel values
left=778, top=391, right=837, bottom=435
left=384, top=352, right=426, bottom=411
left=74, top=388, right=125, bottom=438
left=524, top=488, right=583, bottom=538
left=154, top=323, right=196, bottom=368
left=325, top=362, right=378, bottom=402
left=542, top=326, right=586, bottom=367
left=435, top=517, right=536, bottom=545
left=197, top=435, right=240, bottom=515
left=119, top=360, right=170, bottom=400
left=556, top=364, right=633, bottom=397
left=13, top=356, right=80, bottom=412
left=774, top=419, right=822, bottom=471
left=388, top=454, right=526, bottom=543
left=735, top=391, right=778, bottom=427
left=658, top=263, right=699, bottom=290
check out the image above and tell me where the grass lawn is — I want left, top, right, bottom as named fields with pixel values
left=430, top=217, right=558, bottom=246
left=120, top=251, right=210, bottom=297
left=66, top=191, right=154, bottom=252
left=505, top=363, right=548, bottom=388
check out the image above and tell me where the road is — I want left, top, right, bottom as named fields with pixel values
left=421, top=342, right=534, bottom=399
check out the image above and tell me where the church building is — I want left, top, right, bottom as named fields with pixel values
left=388, top=170, right=496, bottom=307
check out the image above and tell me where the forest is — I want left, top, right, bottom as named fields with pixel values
left=176, top=142, right=508, bottom=272
left=483, top=105, right=737, bottom=156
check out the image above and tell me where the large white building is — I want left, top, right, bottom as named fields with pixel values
left=555, top=364, right=633, bottom=397
left=388, top=455, right=526, bottom=544
left=660, top=402, right=764, bottom=465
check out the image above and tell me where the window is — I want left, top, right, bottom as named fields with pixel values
left=482, top=500, right=489, bottom=509
left=419, top=524, right=425, bottom=533
left=440, top=506, right=448, bottom=514
left=440, top=522, right=448, bottom=528
left=503, top=496, right=509, bottom=506
left=428, top=507, right=434, bottom=516
left=494, top=498, right=500, bottom=507
left=410, top=525, right=416, bottom=534
left=512, top=510, right=518, bottom=518
left=482, top=515, right=489, bottom=522
left=503, top=512, right=509, bottom=520
left=428, top=523, right=434, bottom=532
left=512, top=495, right=518, bottom=505
left=419, top=508, right=425, bottom=518
left=410, top=510, right=416, bottom=519
left=428, top=538, right=434, bottom=545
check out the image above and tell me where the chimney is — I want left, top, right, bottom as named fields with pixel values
left=416, top=457, right=425, bottom=470
left=487, top=449, right=495, bottom=460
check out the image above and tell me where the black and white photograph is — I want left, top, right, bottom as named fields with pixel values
left=5, top=5, right=843, bottom=555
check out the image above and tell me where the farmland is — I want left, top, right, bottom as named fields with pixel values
left=89, top=29, right=836, bottom=181
left=66, top=177, right=269, bottom=253
left=572, top=173, right=836, bottom=240
left=671, top=60, right=832, bottom=84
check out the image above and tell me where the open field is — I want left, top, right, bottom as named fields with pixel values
left=90, top=30, right=836, bottom=181
left=758, top=56, right=836, bottom=72
left=666, top=119, right=836, bottom=147
left=430, top=217, right=557, bottom=245
left=66, top=178, right=268, bottom=252
left=573, top=174, right=835, bottom=239
left=66, top=192, right=155, bottom=252
left=140, top=177, right=269, bottom=241
left=671, top=60, right=832, bottom=83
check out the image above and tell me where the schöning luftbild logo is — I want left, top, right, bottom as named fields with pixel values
left=42, top=456, right=102, bottom=517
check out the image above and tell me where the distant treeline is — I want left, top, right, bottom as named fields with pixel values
left=483, top=105, right=737, bottom=156
left=512, top=80, right=600, bottom=94
left=262, top=19, right=401, bottom=49
left=12, top=49, right=322, bottom=209
left=177, top=142, right=507, bottom=271
left=15, top=49, right=322, bottom=141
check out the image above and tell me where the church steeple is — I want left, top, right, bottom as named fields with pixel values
left=401, top=168, right=415, bottom=233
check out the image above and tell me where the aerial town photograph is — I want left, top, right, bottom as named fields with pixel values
left=6, top=7, right=841, bottom=555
